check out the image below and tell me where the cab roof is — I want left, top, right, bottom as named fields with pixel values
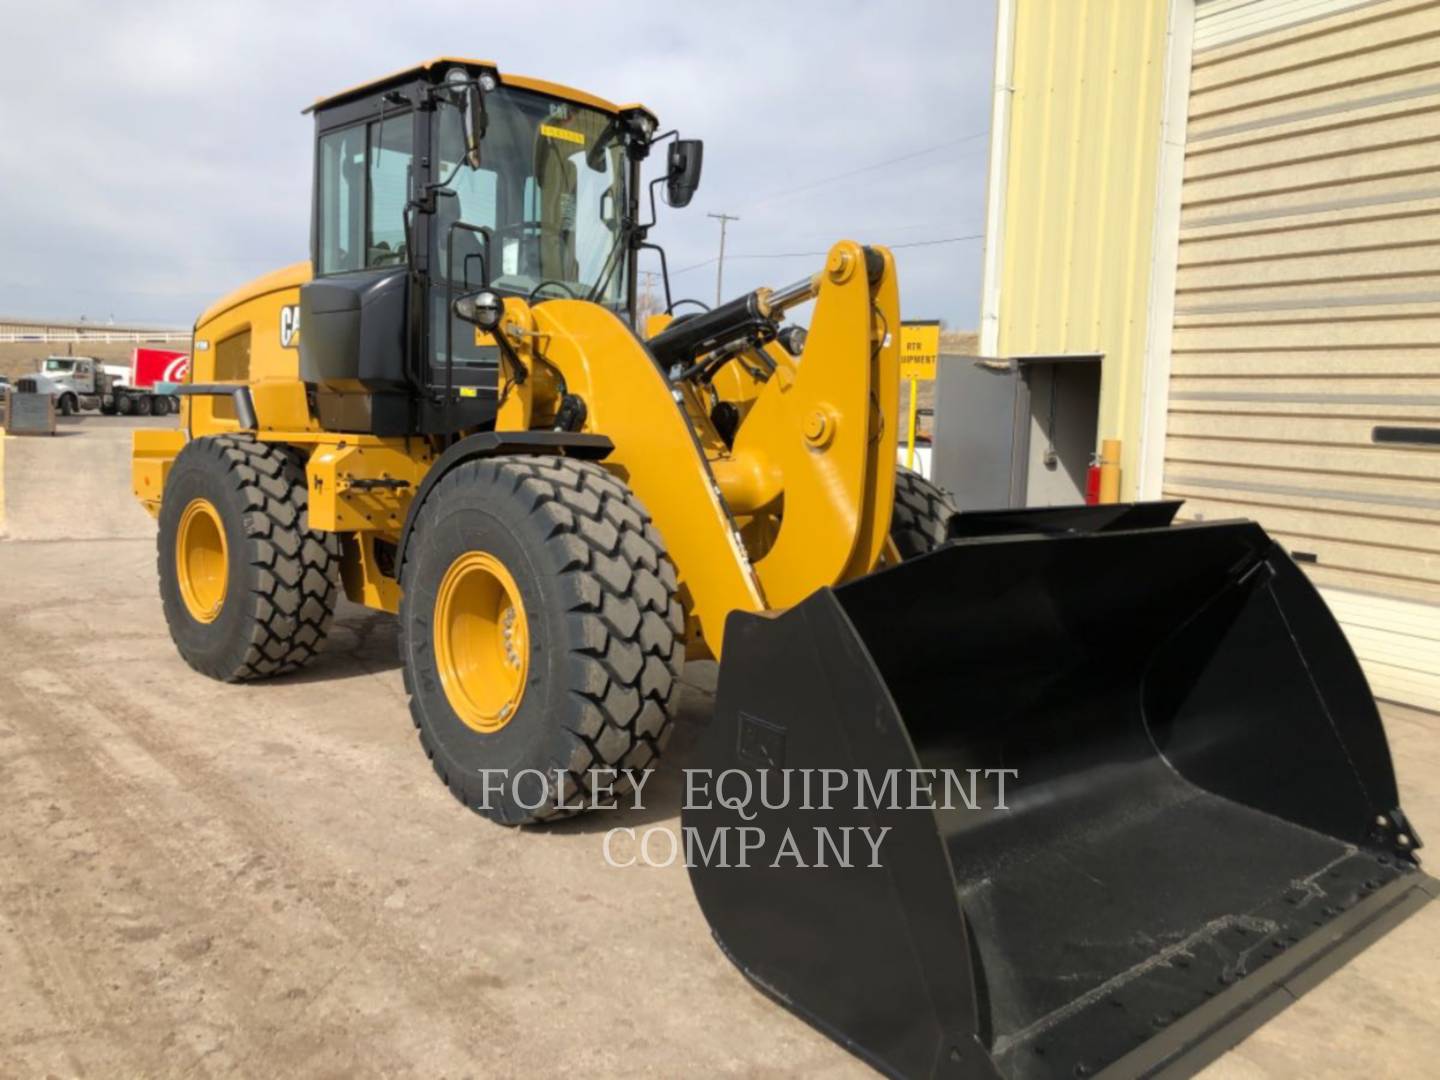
left=306, top=57, right=653, bottom=120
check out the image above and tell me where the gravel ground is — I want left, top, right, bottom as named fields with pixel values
left=1, top=420, right=1437, bottom=1078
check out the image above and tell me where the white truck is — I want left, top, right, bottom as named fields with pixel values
left=34, top=356, right=180, bottom=417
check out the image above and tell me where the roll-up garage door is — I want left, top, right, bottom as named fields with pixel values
left=1166, top=0, right=1440, bottom=711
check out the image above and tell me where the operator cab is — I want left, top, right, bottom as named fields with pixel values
left=297, top=58, right=694, bottom=438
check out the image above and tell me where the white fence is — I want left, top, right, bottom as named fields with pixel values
left=0, top=330, right=190, bottom=344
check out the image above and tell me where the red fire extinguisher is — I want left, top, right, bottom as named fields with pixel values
left=1085, top=454, right=1103, bottom=505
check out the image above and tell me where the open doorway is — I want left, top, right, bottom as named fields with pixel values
left=1019, top=357, right=1101, bottom=506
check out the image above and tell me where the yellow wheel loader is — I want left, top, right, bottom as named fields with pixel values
left=134, top=59, right=1433, bottom=1079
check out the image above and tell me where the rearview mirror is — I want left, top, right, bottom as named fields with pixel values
left=453, top=289, right=504, bottom=332
left=666, top=139, right=703, bottom=208
left=462, top=83, right=487, bottom=169
left=445, top=68, right=488, bottom=170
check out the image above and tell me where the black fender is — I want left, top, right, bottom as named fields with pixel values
left=395, top=430, right=613, bottom=574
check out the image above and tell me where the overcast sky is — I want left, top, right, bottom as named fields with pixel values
left=0, top=0, right=995, bottom=329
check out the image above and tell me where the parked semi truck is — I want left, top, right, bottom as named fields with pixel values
left=36, top=351, right=184, bottom=416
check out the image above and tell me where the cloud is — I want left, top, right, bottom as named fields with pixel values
left=0, top=0, right=995, bottom=327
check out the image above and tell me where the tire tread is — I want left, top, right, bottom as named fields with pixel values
left=890, top=467, right=958, bottom=559
left=163, top=434, right=340, bottom=681
left=401, top=455, right=684, bottom=823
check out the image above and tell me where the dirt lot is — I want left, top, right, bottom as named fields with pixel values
left=2, top=419, right=1438, bottom=1078
left=0, top=414, right=176, bottom=541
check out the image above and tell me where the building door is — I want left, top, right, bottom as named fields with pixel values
left=1164, top=0, right=1440, bottom=711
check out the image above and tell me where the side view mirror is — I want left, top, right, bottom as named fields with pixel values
left=666, top=139, right=703, bottom=208
left=462, top=83, right=487, bottom=169
left=445, top=68, right=488, bottom=170
left=453, top=289, right=504, bottom=332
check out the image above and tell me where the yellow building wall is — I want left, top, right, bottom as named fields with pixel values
left=993, top=0, right=1175, bottom=498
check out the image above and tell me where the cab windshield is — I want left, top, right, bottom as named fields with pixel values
left=436, top=86, right=628, bottom=308
left=43, top=358, right=77, bottom=373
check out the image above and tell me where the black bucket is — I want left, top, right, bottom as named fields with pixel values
left=685, top=507, right=1434, bottom=1079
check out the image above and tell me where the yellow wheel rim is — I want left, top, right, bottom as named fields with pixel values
left=176, top=498, right=229, bottom=623
left=434, top=551, right=530, bottom=733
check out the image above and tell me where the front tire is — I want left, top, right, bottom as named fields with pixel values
left=158, top=435, right=340, bottom=681
left=400, top=456, right=685, bottom=825
left=59, top=394, right=77, bottom=417
left=890, top=467, right=958, bottom=559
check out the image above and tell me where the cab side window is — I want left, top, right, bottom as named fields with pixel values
left=367, top=115, right=412, bottom=266
left=317, top=126, right=364, bottom=274
left=316, top=114, right=413, bottom=275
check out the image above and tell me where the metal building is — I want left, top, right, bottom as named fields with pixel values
left=979, top=0, right=1440, bottom=712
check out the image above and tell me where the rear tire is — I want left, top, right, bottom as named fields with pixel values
left=400, top=455, right=685, bottom=825
left=134, top=395, right=153, bottom=416
left=117, top=395, right=135, bottom=416
left=158, top=435, right=341, bottom=681
left=890, top=467, right=958, bottom=559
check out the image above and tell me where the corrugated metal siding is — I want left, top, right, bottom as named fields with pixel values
left=1167, top=0, right=1440, bottom=710
left=994, top=0, right=1174, bottom=495
left=1194, top=0, right=1381, bottom=49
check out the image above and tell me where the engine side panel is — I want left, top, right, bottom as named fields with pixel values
left=189, top=261, right=314, bottom=438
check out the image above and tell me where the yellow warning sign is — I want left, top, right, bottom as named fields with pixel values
left=539, top=123, right=586, bottom=145
left=900, top=321, right=940, bottom=380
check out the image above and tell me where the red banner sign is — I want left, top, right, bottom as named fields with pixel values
left=132, top=347, right=189, bottom=388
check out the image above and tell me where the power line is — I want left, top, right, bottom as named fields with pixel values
left=732, top=233, right=985, bottom=259
left=662, top=133, right=989, bottom=279
left=667, top=233, right=984, bottom=278
left=877, top=232, right=986, bottom=249
left=741, top=132, right=988, bottom=209
left=669, top=256, right=718, bottom=276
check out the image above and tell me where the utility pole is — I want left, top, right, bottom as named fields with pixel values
left=637, top=271, right=660, bottom=323
left=706, top=212, right=740, bottom=305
